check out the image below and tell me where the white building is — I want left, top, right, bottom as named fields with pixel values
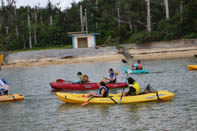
left=69, top=32, right=99, bottom=48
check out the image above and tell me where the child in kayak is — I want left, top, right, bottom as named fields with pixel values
left=103, top=68, right=117, bottom=83
left=132, top=60, right=143, bottom=70
left=123, top=77, right=141, bottom=96
left=86, top=81, right=108, bottom=98
left=72, top=72, right=84, bottom=84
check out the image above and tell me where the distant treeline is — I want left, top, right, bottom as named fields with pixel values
left=0, top=0, right=197, bottom=51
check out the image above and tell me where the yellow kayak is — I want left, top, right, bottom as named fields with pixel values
left=0, top=54, right=3, bottom=66
left=56, top=90, right=174, bottom=104
left=187, top=65, right=197, bottom=70
left=0, top=94, right=24, bottom=102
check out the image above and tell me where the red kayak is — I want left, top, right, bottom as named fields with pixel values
left=50, top=80, right=128, bottom=90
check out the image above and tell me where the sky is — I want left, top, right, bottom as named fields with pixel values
left=15, top=0, right=81, bottom=9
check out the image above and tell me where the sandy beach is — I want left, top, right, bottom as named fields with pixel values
left=128, top=46, right=197, bottom=60
left=1, top=39, right=197, bottom=68
left=2, top=54, right=125, bottom=68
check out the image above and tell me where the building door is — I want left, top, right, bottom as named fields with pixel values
left=78, top=37, right=88, bottom=48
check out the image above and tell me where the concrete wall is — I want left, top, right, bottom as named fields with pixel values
left=4, top=46, right=118, bottom=64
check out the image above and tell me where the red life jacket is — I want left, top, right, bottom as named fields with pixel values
left=137, top=64, right=143, bottom=70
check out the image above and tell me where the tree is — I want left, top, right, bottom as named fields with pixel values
left=164, top=0, right=169, bottom=19
left=146, top=0, right=151, bottom=32
left=27, top=7, right=32, bottom=49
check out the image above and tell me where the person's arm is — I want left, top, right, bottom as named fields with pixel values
left=72, top=79, right=81, bottom=84
left=104, top=74, right=115, bottom=81
left=0, top=80, right=5, bottom=90
left=104, top=77, right=115, bottom=81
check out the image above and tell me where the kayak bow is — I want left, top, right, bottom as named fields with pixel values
left=123, top=67, right=149, bottom=74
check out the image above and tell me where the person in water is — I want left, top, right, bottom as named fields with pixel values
left=132, top=60, right=143, bottom=70
left=72, top=72, right=84, bottom=84
left=103, top=68, right=117, bottom=83
left=123, top=77, right=141, bottom=96
left=86, top=81, right=108, bottom=98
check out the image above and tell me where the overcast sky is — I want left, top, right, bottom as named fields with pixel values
left=15, top=0, right=81, bottom=9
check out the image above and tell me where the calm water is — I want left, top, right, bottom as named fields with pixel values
left=0, top=58, right=197, bottom=131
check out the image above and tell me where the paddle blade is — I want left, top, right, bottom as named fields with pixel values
left=81, top=100, right=89, bottom=106
left=81, top=96, right=94, bottom=106
left=118, top=98, right=122, bottom=104
left=122, top=59, right=127, bottom=63
left=118, top=88, right=126, bottom=104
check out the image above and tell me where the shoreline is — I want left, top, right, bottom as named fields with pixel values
left=1, top=54, right=125, bottom=69
left=128, top=46, right=197, bottom=60
left=1, top=46, right=197, bottom=69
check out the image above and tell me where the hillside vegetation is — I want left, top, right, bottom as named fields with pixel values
left=0, top=0, right=196, bottom=51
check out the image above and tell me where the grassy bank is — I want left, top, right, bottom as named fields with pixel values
left=7, top=45, right=72, bottom=53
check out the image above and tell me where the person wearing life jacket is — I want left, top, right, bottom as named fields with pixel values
left=103, top=68, right=117, bottom=83
left=0, top=79, right=6, bottom=95
left=72, top=72, right=84, bottom=84
left=0, top=78, right=9, bottom=95
left=132, top=60, right=143, bottom=70
left=86, top=81, right=109, bottom=98
left=123, top=77, right=141, bottom=96
left=82, top=75, right=89, bottom=84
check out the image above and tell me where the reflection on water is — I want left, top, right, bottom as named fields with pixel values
left=0, top=58, right=197, bottom=130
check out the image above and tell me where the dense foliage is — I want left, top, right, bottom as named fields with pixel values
left=0, top=0, right=197, bottom=51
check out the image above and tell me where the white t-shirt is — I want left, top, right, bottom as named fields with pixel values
left=0, top=79, right=5, bottom=90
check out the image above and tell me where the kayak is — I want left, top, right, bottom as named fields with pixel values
left=0, top=94, right=24, bottom=102
left=0, top=54, right=3, bottom=66
left=187, top=65, right=197, bottom=70
left=123, top=67, right=149, bottom=74
left=50, top=81, right=128, bottom=90
left=56, top=90, right=174, bottom=104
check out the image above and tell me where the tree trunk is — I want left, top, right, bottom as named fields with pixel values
left=146, top=0, right=151, bottom=32
left=50, top=15, right=53, bottom=25
left=85, top=8, right=88, bottom=33
left=5, top=26, right=9, bottom=34
left=22, top=34, right=26, bottom=49
left=15, top=26, right=19, bottom=39
left=134, top=25, right=137, bottom=34
left=129, top=19, right=132, bottom=32
left=80, top=5, right=84, bottom=32
left=180, top=1, right=183, bottom=22
left=164, top=0, right=169, bottom=19
left=40, top=15, right=43, bottom=25
left=34, top=7, right=38, bottom=45
left=28, top=7, right=32, bottom=49
left=14, top=7, right=19, bottom=39
left=117, top=8, right=120, bottom=29
left=95, top=0, right=98, bottom=31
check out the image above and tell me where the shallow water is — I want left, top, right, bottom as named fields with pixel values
left=0, top=58, right=197, bottom=131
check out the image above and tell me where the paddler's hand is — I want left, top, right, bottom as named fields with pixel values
left=102, top=76, right=105, bottom=79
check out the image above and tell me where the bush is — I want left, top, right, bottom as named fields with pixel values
left=182, top=33, right=197, bottom=39
left=128, top=31, right=152, bottom=44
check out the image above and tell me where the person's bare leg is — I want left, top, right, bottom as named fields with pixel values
left=86, top=91, right=97, bottom=98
